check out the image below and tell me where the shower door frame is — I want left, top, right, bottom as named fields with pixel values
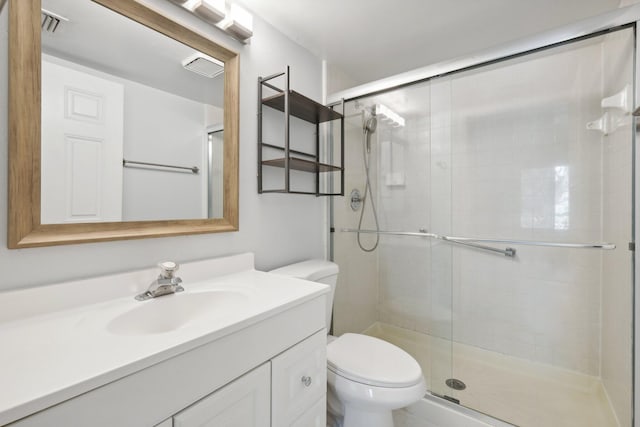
left=328, top=5, right=640, bottom=426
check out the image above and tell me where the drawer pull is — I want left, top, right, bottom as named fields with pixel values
left=301, top=376, right=312, bottom=387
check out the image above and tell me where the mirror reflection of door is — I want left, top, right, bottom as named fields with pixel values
left=41, top=56, right=124, bottom=224
left=207, top=128, right=224, bottom=219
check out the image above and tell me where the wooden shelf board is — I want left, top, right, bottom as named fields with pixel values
left=260, top=142, right=315, bottom=159
left=261, top=90, right=342, bottom=124
left=260, top=189, right=342, bottom=196
left=262, top=157, right=342, bottom=173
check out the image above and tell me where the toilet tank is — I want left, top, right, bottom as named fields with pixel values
left=269, top=260, right=338, bottom=331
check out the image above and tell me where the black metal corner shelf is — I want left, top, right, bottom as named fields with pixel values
left=261, top=91, right=343, bottom=124
left=258, top=66, right=344, bottom=196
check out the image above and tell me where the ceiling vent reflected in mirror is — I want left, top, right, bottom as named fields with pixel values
left=41, top=9, right=68, bottom=33
left=182, top=53, right=224, bottom=78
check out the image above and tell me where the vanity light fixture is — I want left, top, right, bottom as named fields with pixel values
left=191, top=0, right=226, bottom=24
left=173, top=0, right=254, bottom=43
left=221, top=3, right=253, bottom=41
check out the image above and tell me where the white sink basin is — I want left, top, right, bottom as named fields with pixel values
left=107, top=290, right=250, bottom=335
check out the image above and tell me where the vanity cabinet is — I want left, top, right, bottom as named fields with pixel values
left=170, top=329, right=327, bottom=427
left=6, top=294, right=327, bottom=427
left=258, top=66, right=344, bottom=196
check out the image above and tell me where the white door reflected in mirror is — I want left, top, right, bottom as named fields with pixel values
left=41, top=57, right=124, bottom=224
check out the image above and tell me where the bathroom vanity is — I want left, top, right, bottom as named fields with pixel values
left=0, top=254, right=328, bottom=426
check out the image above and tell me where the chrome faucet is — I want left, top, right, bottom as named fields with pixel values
left=135, top=261, right=184, bottom=301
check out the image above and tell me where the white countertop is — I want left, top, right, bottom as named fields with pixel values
left=0, top=254, right=328, bottom=425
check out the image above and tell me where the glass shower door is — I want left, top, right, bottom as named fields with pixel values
left=334, top=81, right=456, bottom=402
left=439, top=27, right=635, bottom=427
left=426, top=77, right=455, bottom=401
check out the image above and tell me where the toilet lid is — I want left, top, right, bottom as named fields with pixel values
left=327, top=333, right=423, bottom=388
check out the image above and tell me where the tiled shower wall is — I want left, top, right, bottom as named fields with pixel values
left=332, top=112, right=378, bottom=336
left=376, top=85, right=432, bottom=333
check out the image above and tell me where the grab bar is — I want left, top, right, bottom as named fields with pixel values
left=442, top=236, right=615, bottom=250
left=340, top=228, right=516, bottom=257
left=340, top=228, right=619, bottom=255
left=123, top=159, right=199, bottom=174
left=443, top=236, right=516, bottom=257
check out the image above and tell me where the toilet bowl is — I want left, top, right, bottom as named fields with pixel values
left=270, top=260, right=426, bottom=427
left=327, top=333, right=426, bottom=427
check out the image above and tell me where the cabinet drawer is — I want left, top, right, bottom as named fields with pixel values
left=291, top=397, right=326, bottom=427
left=272, top=329, right=326, bottom=426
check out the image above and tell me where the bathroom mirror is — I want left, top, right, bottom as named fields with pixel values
left=8, top=0, right=239, bottom=248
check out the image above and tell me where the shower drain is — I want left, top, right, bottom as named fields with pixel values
left=445, top=378, right=467, bottom=390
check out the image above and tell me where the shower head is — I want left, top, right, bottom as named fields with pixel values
left=364, top=114, right=378, bottom=134
left=363, top=111, right=377, bottom=154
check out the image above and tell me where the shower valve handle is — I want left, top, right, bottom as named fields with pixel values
left=301, top=376, right=312, bottom=387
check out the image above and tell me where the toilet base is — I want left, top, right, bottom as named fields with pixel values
left=328, top=408, right=394, bottom=427
left=328, top=385, right=396, bottom=427
left=343, top=407, right=394, bottom=427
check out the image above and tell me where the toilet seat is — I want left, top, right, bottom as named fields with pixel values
left=327, top=333, right=423, bottom=388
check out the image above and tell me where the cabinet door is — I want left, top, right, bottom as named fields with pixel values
left=173, top=363, right=270, bottom=427
left=272, top=329, right=327, bottom=426
left=291, top=397, right=326, bottom=427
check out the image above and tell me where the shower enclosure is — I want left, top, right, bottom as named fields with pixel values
left=331, top=22, right=635, bottom=427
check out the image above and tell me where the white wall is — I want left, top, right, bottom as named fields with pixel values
left=326, top=63, right=358, bottom=96
left=0, top=0, right=327, bottom=291
left=121, top=79, right=208, bottom=221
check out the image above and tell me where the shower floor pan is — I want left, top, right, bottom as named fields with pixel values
left=364, top=322, right=618, bottom=427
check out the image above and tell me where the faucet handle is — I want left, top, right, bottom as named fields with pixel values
left=158, top=261, right=179, bottom=278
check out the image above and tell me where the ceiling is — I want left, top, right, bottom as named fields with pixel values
left=237, top=0, right=626, bottom=90
left=41, top=0, right=224, bottom=106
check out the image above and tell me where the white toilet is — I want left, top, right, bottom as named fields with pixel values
left=270, top=260, right=426, bottom=427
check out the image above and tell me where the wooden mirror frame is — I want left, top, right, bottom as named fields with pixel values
left=8, top=0, right=239, bottom=248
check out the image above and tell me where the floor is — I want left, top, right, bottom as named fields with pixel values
left=364, top=322, right=619, bottom=427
